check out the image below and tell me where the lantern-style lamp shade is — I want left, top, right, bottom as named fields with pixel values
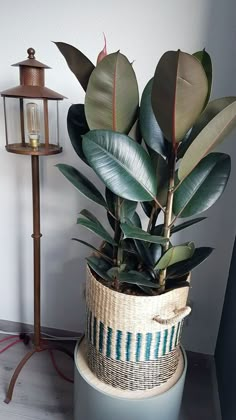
left=1, top=48, right=65, bottom=156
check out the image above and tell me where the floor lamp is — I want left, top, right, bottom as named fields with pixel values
left=1, top=48, right=73, bottom=403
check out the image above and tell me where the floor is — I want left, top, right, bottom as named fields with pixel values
left=0, top=335, right=221, bottom=420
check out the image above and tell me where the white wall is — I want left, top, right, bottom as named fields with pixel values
left=0, top=0, right=235, bottom=353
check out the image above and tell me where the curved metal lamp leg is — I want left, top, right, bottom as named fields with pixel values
left=4, top=344, right=74, bottom=404
left=4, top=348, right=38, bottom=404
left=43, top=343, right=74, bottom=359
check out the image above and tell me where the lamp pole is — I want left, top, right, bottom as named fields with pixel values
left=1, top=48, right=73, bottom=404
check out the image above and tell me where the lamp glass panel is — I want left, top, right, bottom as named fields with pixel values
left=48, top=100, right=60, bottom=145
left=4, top=98, right=22, bottom=143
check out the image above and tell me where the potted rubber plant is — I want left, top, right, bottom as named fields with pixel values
left=55, top=40, right=236, bottom=391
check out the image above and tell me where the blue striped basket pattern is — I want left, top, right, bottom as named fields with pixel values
left=87, top=310, right=183, bottom=362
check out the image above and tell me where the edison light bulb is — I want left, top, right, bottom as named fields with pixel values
left=26, top=103, right=40, bottom=148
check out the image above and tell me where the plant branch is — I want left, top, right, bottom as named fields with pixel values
left=153, top=197, right=165, bottom=213
left=107, top=208, right=118, bottom=221
left=147, top=204, right=157, bottom=233
left=159, top=145, right=177, bottom=290
left=113, top=196, right=122, bottom=267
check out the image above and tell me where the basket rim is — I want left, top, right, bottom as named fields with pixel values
left=87, top=265, right=190, bottom=303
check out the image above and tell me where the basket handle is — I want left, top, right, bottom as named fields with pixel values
left=153, top=306, right=191, bottom=326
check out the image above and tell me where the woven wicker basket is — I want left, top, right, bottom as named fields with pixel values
left=86, top=266, right=191, bottom=391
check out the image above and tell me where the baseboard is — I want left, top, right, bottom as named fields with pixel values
left=0, top=319, right=82, bottom=339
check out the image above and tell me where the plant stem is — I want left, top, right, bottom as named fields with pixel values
left=147, top=204, right=156, bottom=233
left=147, top=204, right=161, bottom=233
left=159, top=146, right=177, bottom=290
left=113, top=196, right=122, bottom=266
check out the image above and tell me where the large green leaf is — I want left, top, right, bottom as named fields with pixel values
left=85, top=52, right=139, bottom=133
left=67, top=104, right=89, bottom=163
left=155, top=242, right=195, bottom=270
left=138, top=151, right=168, bottom=218
left=54, top=42, right=94, bottom=91
left=193, top=49, right=212, bottom=107
left=56, top=164, right=106, bottom=208
left=105, top=188, right=116, bottom=230
left=178, top=97, right=236, bottom=159
left=141, top=201, right=153, bottom=217
left=87, top=256, right=112, bottom=282
left=178, top=101, right=236, bottom=180
left=140, top=78, right=167, bottom=156
left=151, top=218, right=206, bottom=237
left=133, top=240, right=154, bottom=266
left=77, top=210, right=116, bottom=245
left=105, top=188, right=116, bottom=214
left=105, top=188, right=137, bottom=230
left=152, top=50, right=208, bottom=144
left=131, top=212, right=142, bottom=228
left=72, top=238, right=113, bottom=263
left=171, top=217, right=206, bottom=233
left=82, top=130, right=157, bottom=201
left=148, top=149, right=168, bottom=205
left=149, top=243, right=162, bottom=265
left=128, top=118, right=142, bottom=144
left=106, top=188, right=137, bottom=221
left=174, top=153, right=231, bottom=217
left=118, top=271, right=160, bottom=288
left=152, top=224, right=164, bottom=236
left=120, top=200, right=137, bottom=222
left=121, top=222, right=168, bottom=245
left=166, top=247, right=213, bottom=278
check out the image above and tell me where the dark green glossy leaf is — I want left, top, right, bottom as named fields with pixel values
left=140, top=151, right=168, bottom=217
left=174, top=153, right=231, bottom=218
left=72, top=238, right=113, bottom=263
left=148, top=149, right=168, bottom=205
left=178, top=101, right=236, bottom=181
left=193, top=50, right=212, bottom=107
left=121, top=222, right=168, bottom=245
left=141, top=201, right=153, bottom=217
left=152, top=218, right=206, bottom=237
left=134, top=240, right=154, bottom=266
left=152, top=224, right=164, bottom=236
left=107, top=212, right=115, bottom=231
left=54, top=42, right=94, bottom=91
left=171, top=217, right=207, bottom=233
left=105, top=188, right=115, bottom=213
left=131, top=212, right=142, bottom=228
left=77, top=210, right=116, bottom=245
left=100, top=241, right=114, bottom=259
left=128, top=118, right=142, bottom=144
left=155, top=243, right=195, bottom=270
left=105, top=188, right=137, bottom=228
left=149, top=243, right=162, bottom=265
left=105, top=188, right=116, bottom=230
left=67, top=104, right=89, bottom=163
left=85, top=52, right=139, bottom=133
left=82, top=130, right=157, bottom=201
left=166, top=247, right=214, bottom=278
left=152, top=50, right=208, bottom=143
left=120, top=199, right=137, bottom=222
left=178, top=97, right=236, bottom=159
left=166, top=280, right=190, bottom=290
left=118, top=271, right=160, bottom=288
left=107, top=265, right=126, bottom=279
left=87, top=256, right=112, bottom=282
left=140, top=78, right=167, bottom=156
left=56, top=164, right=106, bottom=208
